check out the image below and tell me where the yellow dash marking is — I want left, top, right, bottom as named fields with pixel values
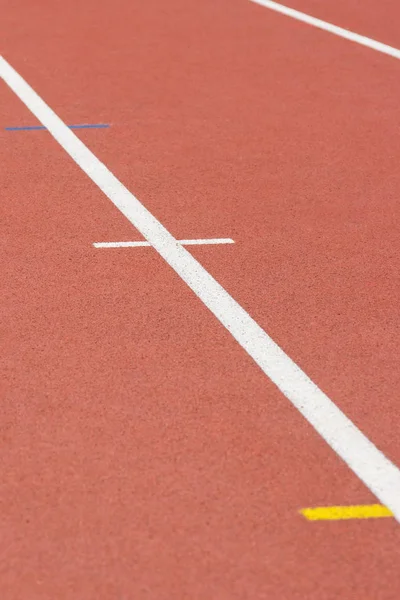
left=300, top=504, right=393, bottom=521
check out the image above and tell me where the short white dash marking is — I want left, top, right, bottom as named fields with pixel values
left=93, top=238, right=235, bottom=248
left=2, top=54, right=400, bottom=522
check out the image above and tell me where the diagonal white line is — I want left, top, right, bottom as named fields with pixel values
left=93, top=238, right=235, bottom=248
left=249, top=0, right=400, bottom=61
left=2, top=54, right=400, bottom=521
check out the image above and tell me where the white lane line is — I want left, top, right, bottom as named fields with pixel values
left=249, top=0, right=400, bottom=61
left=2, top=54, right=400, bottom=522
left=93, top=238, right=235, bottom=248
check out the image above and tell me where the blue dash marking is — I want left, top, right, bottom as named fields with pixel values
left=5, top=124, right=110, bottom=131
left=5, top=125, right=46, bottom=131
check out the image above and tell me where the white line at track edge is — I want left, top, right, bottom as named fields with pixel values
left=2, top=54, right=400, bottom=521
left=249, top=0, right=400, bottom=61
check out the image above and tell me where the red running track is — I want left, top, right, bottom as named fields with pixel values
left=1, top=0, right=400, bottom=598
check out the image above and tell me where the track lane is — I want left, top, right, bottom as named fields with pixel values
left=1, top=0, right=400, bottom=597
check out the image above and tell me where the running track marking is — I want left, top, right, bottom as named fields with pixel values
left=5, top=123, right=109, bottom=131
left=93, top=238, right=235, bottom=248
left=301, top=505, right=394, bottom=521
left=1, top=55, right=400, bottom=522
left=250, top=0, right=400, bottom=61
